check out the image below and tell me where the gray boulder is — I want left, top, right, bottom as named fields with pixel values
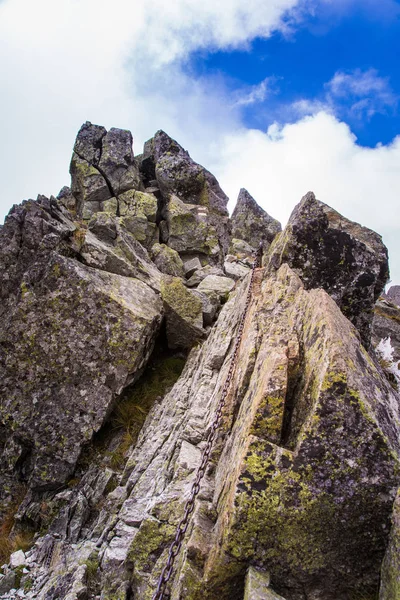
left=0, top=197, right=163, bottom=511
left=231, top=188, right=281, bottom=250
left=142, top=130, right=230, bottom=263
left=386, top=285, right=400, bottom=307
left=267, top=191, right=389, bottom=345
left=160, top=277, right=205, bottom=349
left=69, top=122, right=140, bottom=217
left=151, top=243, right=185, bottom=278
left=197, top=274, right=236, bottom=302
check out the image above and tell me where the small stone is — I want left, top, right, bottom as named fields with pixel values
left=224, top=259, right=250, bottom=281
left=184, top=257, right=202, bottom=278
left=197, top=274, right=235, bottom=302
left=151, top=243, right=185, bottom=278
left=10, top=550, right=26, bottom=568
left=185, top=265, right=224, bottom=287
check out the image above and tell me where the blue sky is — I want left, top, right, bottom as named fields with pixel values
left=0, top=0, right=399, bottom=283
left=188, top=0, right=400, bottom=147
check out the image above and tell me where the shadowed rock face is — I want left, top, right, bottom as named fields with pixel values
left=0, top=198, right=163, bottom=506
left=0, top=124, right=399, bottom=600
left=230, top=188, right=281, bottom=251
left=267, top=191, right=389, bottom=346
left=141, top=130, right=230, bottom=265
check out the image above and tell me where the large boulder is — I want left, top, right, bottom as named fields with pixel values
left=386, top=285, right=400, bottom=307
left=141, top=131, right=230, bottom=264
left=0, top=197, right=163, bottom=510
left=230, top=188, right=281, bottom=251
left=160, top=277, right=205, bottom=349
left=186, top=265, right=400, bottom=600
left=267, top=191, right=389, bottom=345
left=69, top=122, right=140, bottom=217
left=164, top=195, right=221, bottom=261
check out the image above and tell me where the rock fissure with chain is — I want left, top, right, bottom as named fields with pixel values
left=152, top=245, right=263, bottom=600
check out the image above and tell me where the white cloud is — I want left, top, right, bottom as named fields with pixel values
left=290, top=69, right=398, bottom=122
left=0, top=0, right=298, bottom=215
left=211, top=112, right=400, bottom=283
left=233, top=77, right=277, bottom=107
left=326, top=68, right=398, bottom=118
left=0, top=0, right=399, bottom=285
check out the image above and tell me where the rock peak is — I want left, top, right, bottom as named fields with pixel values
left=231, top=187, right=282, bottom=250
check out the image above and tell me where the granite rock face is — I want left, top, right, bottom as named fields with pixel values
left=387, top=285, right=400, bottom=307
left=70, top=122, right=140, bottom=215
left=230, top=188, right=281, bottom=251
left=0, top=198, right=163, bottom=509
left=372, top=298, right=400, bottom=366
left=267, top=191, right=389, bottom=345
left=140, top=130, right=230, bottom=265
left=1, top=123, right=399, bottom=600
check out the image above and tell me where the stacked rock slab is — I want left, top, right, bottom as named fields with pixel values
left=0, top=197, right=163, bottom=514
left=267, top=191, right=389, bottom=346
left=139, top=130, right=230, bottom=266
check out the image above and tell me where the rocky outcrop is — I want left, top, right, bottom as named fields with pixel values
left=70, top=122, right=140, bottom=215
left=386, top=285, right=400, bottom=307
left=372, top=298, right=400, bottom=366
left=140, top=131, right=230, bottom=265
left=1, top=123, right=399, bottom=600
left=230, top=188, right=281, bottom=251
left=0, top=198, right=163, bottom=510
left=267, top=191, right=389, bottom=345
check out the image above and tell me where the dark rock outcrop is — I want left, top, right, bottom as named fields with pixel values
left=386, top=285, right=400, bottom=307
left=0, top=124, right=399, bottom=600
left=140, top=130, right=230, bottom=265
left=70, top=122, right=140, bottom=216
left=267, top=191, right=389, bottom=345
left=0, top=198, right=163, bottom=507
left=230, top=188, right=281, bottom=251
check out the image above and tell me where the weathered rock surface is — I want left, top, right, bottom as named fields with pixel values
left=230, top=188, right=281, bottom=251
left=0, top=196, right=163, bottom=511
left=9, top=264, right=399, bottom=600
left=160, top=277, right=205, bottom=349
left=267, top=191, right=389, bottom=345
left=141, top=131, right=230, bottom=264
left=387, top=285, right=400, bottom=307
left=372, top=297, right=400, bottom=367
left=244, top=568, right=285, bottom=600
left=380, top=489, right=400, bottom=600
left=1, top=123, right=399, bottom=600
left=151, top=243, right=185, bottom=278
left=70, top=122, right=140, bottom=217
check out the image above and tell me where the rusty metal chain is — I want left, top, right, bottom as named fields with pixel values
left=152, top=244, right=263, bottom=600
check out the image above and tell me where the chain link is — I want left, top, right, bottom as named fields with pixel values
left=152, top=244, right=263, bottom=600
